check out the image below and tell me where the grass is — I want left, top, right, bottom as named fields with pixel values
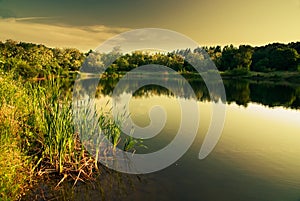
left=0, top=75, right=33, bottom=200
left=221, top=70, right=300, bottom=82
left=0, top=72, right=141, bottom=200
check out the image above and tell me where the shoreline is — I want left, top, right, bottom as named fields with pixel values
left=76, top=70, right=300, bottom=84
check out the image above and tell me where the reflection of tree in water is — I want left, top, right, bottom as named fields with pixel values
left=224, top=80, right=300, bottom=109
left=132, top=85, right=174, bottom=98
left=224, top=80, right=250, bottom=107
left=290, top=88, right=300, bottom=109
left=95, top=77, right=212, bottom=102
left=75, top=77, right=300, bottom=109
left=250, top=83, right=298, bottom=108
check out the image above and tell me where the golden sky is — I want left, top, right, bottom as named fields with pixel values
left=0, top=0, right=299, bottom=52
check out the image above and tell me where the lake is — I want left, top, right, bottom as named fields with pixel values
left=24, top=78, right=300, bottom=201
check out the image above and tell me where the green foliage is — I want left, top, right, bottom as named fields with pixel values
left=218, top=45, right=253, bottom=71
left=0, top=40, right=85, bottom=78
left=251, top=43, right=299, bottom=72
left=269, top=47, right=298, bottom=71
left=1, top=39, right=300, bottom=78
left=218, top=45, right=238, bottom=71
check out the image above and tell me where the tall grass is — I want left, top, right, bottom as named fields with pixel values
left=28, top=78, right=76, bottom=174
left=33, top=76, right=140, bottom=175
left=73, top=89, right=142, bottom=171
left=27, top=77, right=99, bottom=178
left=0, top=72, right=142, bottom=200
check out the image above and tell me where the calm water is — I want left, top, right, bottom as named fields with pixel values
left=25, top=78, right=300, bottom=201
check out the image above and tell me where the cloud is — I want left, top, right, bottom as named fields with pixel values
left=0, top=18, right=130, bottom=52
left=14, top=17, right=56, bottom=21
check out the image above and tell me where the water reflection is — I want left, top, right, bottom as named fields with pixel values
left=75, top=77, right=300, bottom=109
left=25, top=77, right=300, bottom=201
left=94, top=91, right=300, bottom=201
left=95, top=78, right=300, bottom=201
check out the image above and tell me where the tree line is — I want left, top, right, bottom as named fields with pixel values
left=0, top=40, right=299, bottom=78
left=209, top=42, right=300, bottom=72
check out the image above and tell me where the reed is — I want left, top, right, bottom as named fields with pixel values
left=0, top=73, right=142, bottom=200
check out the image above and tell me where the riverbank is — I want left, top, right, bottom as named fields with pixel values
left=221, top=70, right=300, bottom=83
left=98, top=70, right=300, bottom=85
left=0, top=73, right=139, bottom=200
left=78, top=70, right=300, bottom=83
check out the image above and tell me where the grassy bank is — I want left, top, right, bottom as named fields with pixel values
left=179, top=70, right=300, bottom=83
left=0, top=73, right=139, bottom=200
left=221, top=70, right=300, bottom=83
left=87, top=70, right=300, bottom=84
left=0, top=76, right=33, bottom=200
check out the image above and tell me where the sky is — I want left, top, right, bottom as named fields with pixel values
left=0, top=0, right=300, bottom=52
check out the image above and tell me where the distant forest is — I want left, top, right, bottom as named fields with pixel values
left=0, top=40, right=299, bottom=78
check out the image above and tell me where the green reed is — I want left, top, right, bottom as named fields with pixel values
left=0, top=72, right=142, bottom=200
left=29, top=75, right=141, bottom=174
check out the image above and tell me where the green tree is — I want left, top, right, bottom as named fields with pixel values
left=234, top=45, right=253, bottom=70
left=115, top=57, right=130, bottom=71
left=269, top=47, right=298, bottom=71
left=219, top=45, right=238, bottom=71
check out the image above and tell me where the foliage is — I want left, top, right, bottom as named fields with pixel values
left=0, top=40, right=85, bottom=78
left=1, top=40, right=300, bottom=77
left=251, top=43, right=299, bottom=72
left=82, top=43, right=299, bottom=74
